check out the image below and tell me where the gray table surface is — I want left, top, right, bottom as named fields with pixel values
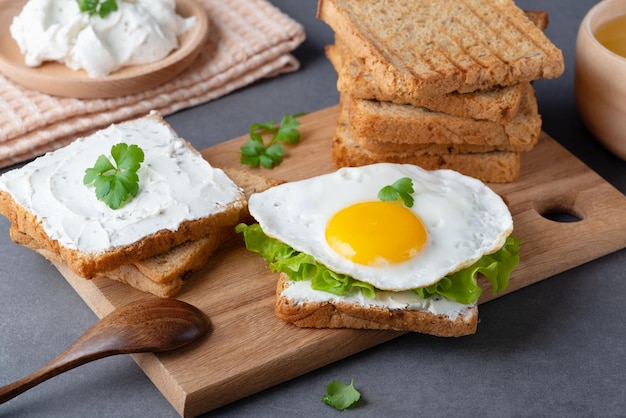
left=1, top=0, right=625, bottom=417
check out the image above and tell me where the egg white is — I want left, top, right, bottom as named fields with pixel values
left=247, top=163, right=513, bottom=291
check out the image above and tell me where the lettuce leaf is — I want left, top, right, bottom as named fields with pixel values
left=236, top=223, right=376, bottom=298
left=413, top=235, right=521, bottom=303
left=236, top=223, right=520, bottom=305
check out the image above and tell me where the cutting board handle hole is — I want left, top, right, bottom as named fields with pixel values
left=537, top=205, right=584, bottom=223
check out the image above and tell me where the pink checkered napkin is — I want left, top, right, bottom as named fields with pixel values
left=0, top=0, right=305, bottom=168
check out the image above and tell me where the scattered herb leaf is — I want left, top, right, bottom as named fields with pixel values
left=240, top=113, right=305, bottom=168
left=322, top=379, right=361, bottom=410
left=83, top=143, right=144, bottom=209
left=77, top=0, right=118, bottom=18
left=378, top=177, right=415, bottom=207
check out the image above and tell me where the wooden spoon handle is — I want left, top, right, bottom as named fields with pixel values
left=0, top=337, right=121, bottom=404
left=0, top=299, right=209, bottom=405
left=0, top=344, right=118, bottom=404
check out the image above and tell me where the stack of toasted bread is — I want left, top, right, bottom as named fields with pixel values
left=318, top=0, right=565, bottom=183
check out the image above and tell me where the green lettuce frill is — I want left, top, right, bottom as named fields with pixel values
left=236, top=223, right=520, bottom=305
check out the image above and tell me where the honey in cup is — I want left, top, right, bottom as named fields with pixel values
left=575, top=0, right=626, bottom=161
left=594, top=15, right=626, bottom=58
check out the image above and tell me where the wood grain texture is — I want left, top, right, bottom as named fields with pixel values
left=54, top=105, right=626, bottom=417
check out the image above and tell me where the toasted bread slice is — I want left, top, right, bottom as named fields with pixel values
left=275, top=273, right=478, bottom=337
left=331, top=122, right=521, bottom=183
left=127, top=168, right=283, bottom=286
left=8, top=168, right=283, bottom=297
left=318, top=0, right=564, bottom=97
left=9, top=224, right=193, bottom=298
left=338, top=100, right=536, bottom=155
left=327, top=41, right=527, bottom=122
left=346, top=85, right=541, bottom=148
left=221, top=167, right=285, bottom=223
left=101, top=264, right=186, bottom=298
left=11, top=218, right=232, bottom=298
left=125, top=228, right=232, bottom=284
left=326, top=10, right=550, bottom=122
left=0, top=112, right=246, bottom=279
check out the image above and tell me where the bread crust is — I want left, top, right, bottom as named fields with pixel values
left=275, top=274, right=478, bottom=337
left=331, top=117, right=521, bottom=183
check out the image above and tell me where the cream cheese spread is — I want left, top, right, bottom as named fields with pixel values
left=0, top=113, right=244, bottom=253
left=10, top=0, right=197, bottom=78
left=281, top=279, right=475, bottom=320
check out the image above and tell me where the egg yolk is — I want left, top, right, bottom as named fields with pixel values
left=325, top=201, right=427, bottom=266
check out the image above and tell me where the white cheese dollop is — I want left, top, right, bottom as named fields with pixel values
left=10, top=0, right=197, bottom=77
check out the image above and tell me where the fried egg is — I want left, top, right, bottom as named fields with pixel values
left=247, top=163, right=513, bottom=291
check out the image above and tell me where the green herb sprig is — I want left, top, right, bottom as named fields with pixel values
left=322, top=379, right=361, bottom=410
left=78, top=0, right=118, bottom=18
left=83, top=143, right=144, bottom=209
left=378, top=177, right=415, bottom=207
left=239, top=113, right=305, bottom=168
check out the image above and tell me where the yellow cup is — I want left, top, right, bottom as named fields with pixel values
left=575, top=0, right=626, bottom=160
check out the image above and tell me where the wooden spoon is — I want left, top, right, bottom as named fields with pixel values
left=0, top=298, right=210, bottom=404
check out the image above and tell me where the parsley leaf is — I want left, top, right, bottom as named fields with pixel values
left=77, top=0, right=118, bottom=18
left=378, top=177, right=415, bottom=207
left=240, top=113, right=305, bottom=168
left=322, top=379, right=361, bottom=410
left=83, top=143, right=144, bottom=209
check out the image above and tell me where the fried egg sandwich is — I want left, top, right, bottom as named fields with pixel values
left=237, top=163, right=520, bottom=337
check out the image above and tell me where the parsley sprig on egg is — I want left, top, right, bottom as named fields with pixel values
left=378, top=177, right=415, bottom=207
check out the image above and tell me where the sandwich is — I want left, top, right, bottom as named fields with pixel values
left=237, top=163, right=520, bottom=337
left=0, top=112, right=265, bottom=297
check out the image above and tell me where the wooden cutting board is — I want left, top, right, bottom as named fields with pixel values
left=55, top=105, right=626, bottom=417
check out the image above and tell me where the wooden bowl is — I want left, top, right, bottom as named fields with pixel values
left=575, top=0, right=626, bottom=160
left=0, top=0, right=209, bottom=99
